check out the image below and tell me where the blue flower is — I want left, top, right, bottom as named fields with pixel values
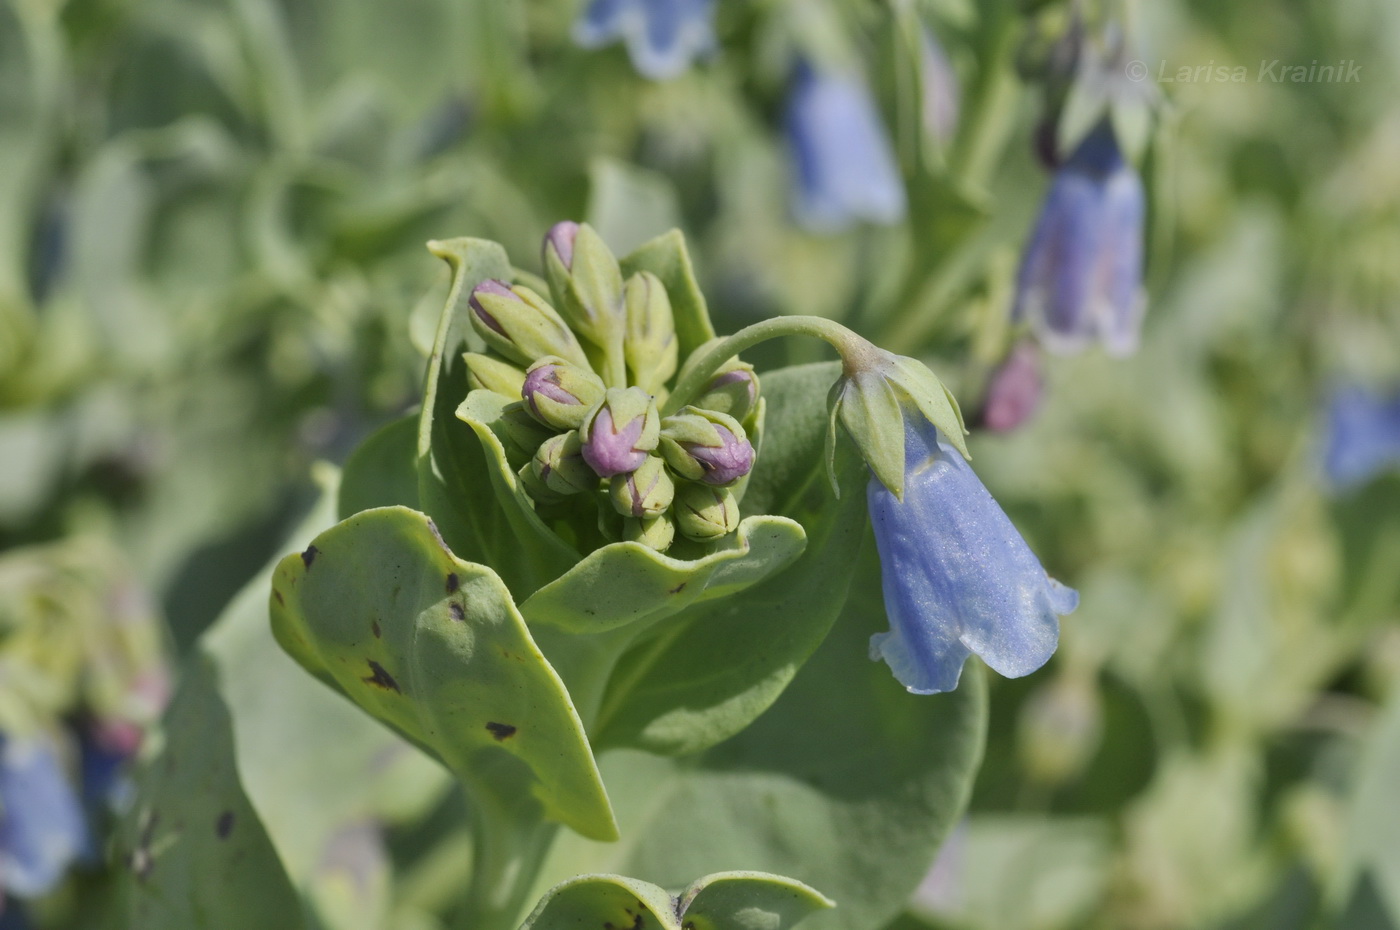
left=0, top=734, right=88, bottom=899
left=573, top=0, right=716, bottom=80
left=867, top=416, right=1077, bottom=693
left=1013, top=123, right=1145, bottom=356
left=1323, top=383, right=1400, bottom=490
left=785, top=61, right=907, bottom=233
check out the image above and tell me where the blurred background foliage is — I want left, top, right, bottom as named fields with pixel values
left=2, top=0, right=1400, bottom=927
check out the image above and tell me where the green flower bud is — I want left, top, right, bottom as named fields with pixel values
left=465, top=352, right=527, bottom=397
left=674, top=483, right=740, bottom=541
left=580, top=387, right=660, bottom=477
left=659, top=408, right=754, bottom=486
left=609, top=455, right=675, bottom=518
left=828, top=345, right=967, bottom=500
left=542, top=222, right=625, bottom=359
left=521, top=356, right=606, bottom=430
left=624, top=514, right=676, bottom=552
left=693, top=361, right=759, bottom=423
left=530, top=430, right=597, bottom=496
left=623, top=271, right=678, bottom=394
left=468, top=279, right=592, bottom=370
left=497, top=401, right=555, bottom=465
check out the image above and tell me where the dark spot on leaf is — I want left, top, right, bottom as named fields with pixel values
left=446, top=572, right=460, bottom=593
left=274, top=589, right=284, bottom=606
left=372, top=619, right=381, bottom=638
left=629, top=915, right=644, bottom=930
left=216, top=811, right=234, bottom=839
left=301, top=545, right=319, bottom=568
left=485, top=722, right=516, bottom=740
left=363, top=660, right=401, bottom=692
left=450, top=602, right=465, bottom=621
left=668, top=582, right=687, bottom=594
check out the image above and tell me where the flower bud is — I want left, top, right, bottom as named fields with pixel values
left=468, top=279, right=591, bottom=370
left=522, top=356, right=606, bottom=430
left=609, top=455, right=675, bottom=518
left=541, top=222, right=625, bottom=357
left=623, top=271, right=678, bottom=394
left=693, top=362, right=759, bottom=423
left=980, top=341, right=1043, bottom=433
left=624, top=514, right=676, bottom=552
left=497, top=402, right=555, bottom=465
left=674, top=483, right=740, bottom=541
left=659, top=408, right=754, bottom=486
left=530, top=430, right=598, bottom=496
left=465, top=352, right=527, bottom=397
left=580, top=387, right=660, bottom=477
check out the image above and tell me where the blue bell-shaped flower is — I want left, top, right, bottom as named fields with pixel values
left=867, top=417, right=1077, bottom=693
left=574, top=0, right=716, bottom=80
left=1323, top=383, right=1400, bottom=490
left=0, top=733, right=88, bottom=899
left=1012, top=122, right=1145, bottom=356
left=785, top=60, right=907, bottom=233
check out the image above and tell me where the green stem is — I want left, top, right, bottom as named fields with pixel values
left=663, top=316, right=876, bottom=416
left=453, top=792, right=559, bottom=930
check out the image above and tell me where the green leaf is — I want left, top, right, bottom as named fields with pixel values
left=521, top=874, right=681, bottom=930
left=681, top=871, right=835, bottom=930
left=1335, top=686, right=1400, bottom=924
left=419, top=237, right=577, bottom=596
left=590, top=364, right=867, bottom=756
left=620, top=229, right=717, bottom=363
left=339, top=413, right=421, bottom=519
left=110, top=655, right=308, bottom=930
left=521, top=871, right=832, bottom=930
left=520, top=515, right=807, bottom=635
left=269, top=505, right=617, bottom=842
left=535, top=550, right=987, bottom=930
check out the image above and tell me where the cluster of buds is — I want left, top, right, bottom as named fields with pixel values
left=464, top=222, right=760, bottom=552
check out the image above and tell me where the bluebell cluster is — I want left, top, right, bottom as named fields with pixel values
left=1323, top=383, right=1400, bottom=490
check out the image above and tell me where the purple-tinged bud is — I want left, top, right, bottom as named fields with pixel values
left=659, top=408, right=754, bottom=486
left=580, top=387, right=659, bottom=477
left=623, top=271, right=678, bottom=394
left=694, top=363, right=759, bottom=423
left=521, top=356, right=605, bottom=430
left=980, top=342, right=1044, bottom=433
left=468, top=279, right=516, bottom=336
left=530, top=430, right=597, bottom=496
left=609, top=455, right=675, bottom=518
left=543, top=221, right=580, bottom=271
left=467, top=279, right=592, bottom=369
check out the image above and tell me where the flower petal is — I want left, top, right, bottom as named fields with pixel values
left=0, top=733, right=88, bottom=898
left=573, top=0, right=715, bottom=80
left=867, top=418, right=1076, bottom=694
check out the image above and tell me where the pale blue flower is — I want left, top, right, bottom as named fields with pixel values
left=785, top=61, right=907, bottom=233
left=1323, top=383, right=1400, bottom=490
left=867, top=417, right=1077, bottom=694
left=574, top=0, right=716, bottom=80
left=1013, top=123, right=1145, bottom=356
left=0, top=734, right=88, bottom=899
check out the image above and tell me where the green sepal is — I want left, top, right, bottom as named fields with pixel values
left=465, top=351, right=527, bottom=397
left=270, top=506, right=617, bottom=842
left=520, top=515, right=807, bottom=635
left=521, top=871, right=831, bottom=930
left=619, top=229, right=717, bottom=363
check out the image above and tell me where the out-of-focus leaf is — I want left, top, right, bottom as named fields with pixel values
left=586, top=158, right=682, bottom=258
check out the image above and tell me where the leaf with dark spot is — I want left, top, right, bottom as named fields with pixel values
left=450, top=603, right=465, bottom=621
left=371, top=620, right=381, bottom=638
left=216, top=811, right=234, bottom=839
left=301, top=545, right=319, bottom=568
left=485, top=722, right=517, bottom=741
left=362, top=660, right=400, bottom=693
left=446, top=572, right=460, bottom=593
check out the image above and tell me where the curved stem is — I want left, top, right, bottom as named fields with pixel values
left=453, top=792, right=559, bottom=930
left=663, top=315, right=876, bottom=416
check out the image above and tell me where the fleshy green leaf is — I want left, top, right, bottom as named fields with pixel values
left=521, top=871, right=832, bottom=930
left=680, top=871, right=835, bottom=930
left=534, top=546, right=987, bottom=930
left=339, top=413, right=420, bottom=519
left=591, top=364, right=867, bottom=755
left=110, top=655, right=308, bottom=930
left=520, top=516, right=807, bottom=635
left=269, top=505, right=617, bottom=841
left=419, top=237, right=576, bottom=596
left=619, top=229, right=716, bottom=363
